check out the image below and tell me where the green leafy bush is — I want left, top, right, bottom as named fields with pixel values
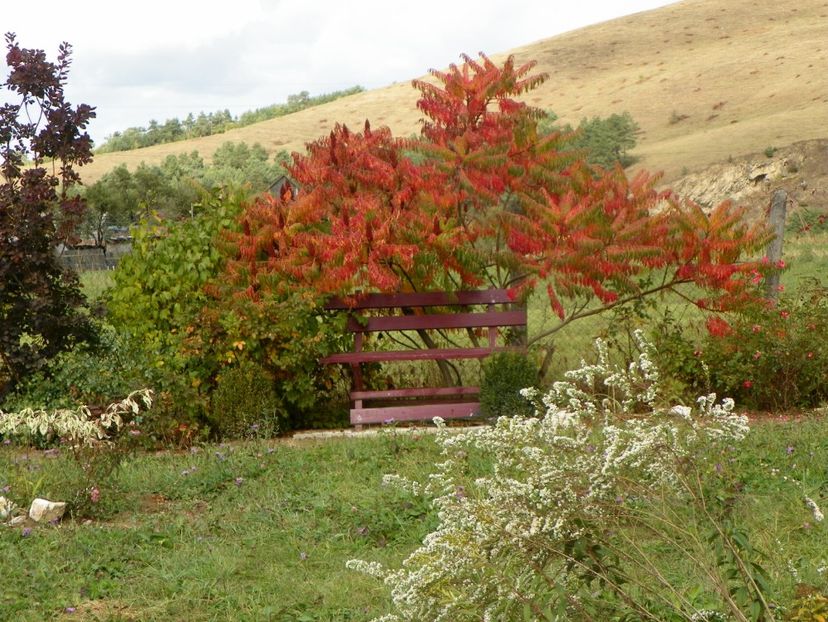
left=202, top=290, right=351, bottom=431
left=2, top=322, right=144, bottom=412
left=788, top=587, right=828, bottom=621
left=107, top=190, right=243, bottom=348
left=103, top=187, right=352, bottom=435
left=104, top=190, right=245, bottom=436
left=3, top=320, right=210, bottom=446
left=479, top=351, right=538, bottom=418
left=209, top=359, right=285, bottom=439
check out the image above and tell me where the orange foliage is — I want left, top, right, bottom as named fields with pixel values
left=222, top=53, right=771, bottom=322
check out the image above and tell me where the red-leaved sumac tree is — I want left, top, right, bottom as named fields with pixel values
left=216, top=53, right=770, bottom=378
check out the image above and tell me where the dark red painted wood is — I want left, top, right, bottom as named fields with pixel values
left=321, top=346, right=504, bottom=364
left=346, top=309, right=526, bottom=333
left=351, top=402, right=481, bottom=424
left=350, top=386, right=480, bottom=400
left=326, top=289, right=514, bottom=310
left=320, top=288, right=525, bottom=426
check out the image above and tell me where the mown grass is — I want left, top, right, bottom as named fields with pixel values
left=79, top=270, right=115, bottom=304
left=0, top=431, right=438, bottom=620
left=783, top=230, right=828, bottom=287
left=2, top=416, right=828, bottom=621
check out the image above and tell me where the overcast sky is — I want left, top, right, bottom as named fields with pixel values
left=3, top=0, right=677, bottom=144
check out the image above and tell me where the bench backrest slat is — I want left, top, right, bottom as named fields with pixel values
left=346, top=309, right=527, bottom=333
left=325, top=289, right=514, bottom=310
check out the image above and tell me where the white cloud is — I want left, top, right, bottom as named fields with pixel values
left=2, top=0, right=677, bottom=142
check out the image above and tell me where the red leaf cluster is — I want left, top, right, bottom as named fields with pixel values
left=222, top=53, right=770, bottom=320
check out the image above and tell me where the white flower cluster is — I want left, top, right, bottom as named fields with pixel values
left=0, top=389, right=153, bottom=446
left=381, top=474, right=423, bottom=496
left=349, top=335, right=750, bottom=621
left=690, top=610, right=728, bottom=622
left=524, top=331, right=662, bottom=420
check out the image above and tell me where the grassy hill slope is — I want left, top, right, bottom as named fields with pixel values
left=78, top=0, right=828, bottom=184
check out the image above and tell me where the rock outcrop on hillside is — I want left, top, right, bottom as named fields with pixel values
left=669, top=140, right=828, bottom=226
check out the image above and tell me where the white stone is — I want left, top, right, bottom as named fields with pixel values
left=9, top=515, right=26, bottom=526
left=28, top=498, right=67, bottom=523
left=0, top=496, right=17, bottom=520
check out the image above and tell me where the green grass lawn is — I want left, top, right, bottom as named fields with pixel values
left=2, top=417, right=828, bottom=621
left=79, top=270, right=115, bottom=304
left=783, top=230, right=828, bottom=287
left=1, top=431, right=438, bottom=621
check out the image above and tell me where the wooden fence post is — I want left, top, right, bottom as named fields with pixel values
left=764, top=188, right=788, bottom=301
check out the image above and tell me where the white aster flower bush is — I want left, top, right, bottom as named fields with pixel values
left=349, top=332, right=769, bottom=621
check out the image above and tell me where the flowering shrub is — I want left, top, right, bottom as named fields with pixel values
left=659, top=280, right=828, bottom=411
left=0, top=389, right=152, bottom=446
left=349, top=333, right=781, bottom=621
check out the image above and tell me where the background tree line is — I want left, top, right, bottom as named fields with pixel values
left=95, top=86, right=364, bottom=154
left=79, top=141, right=289, bottom=245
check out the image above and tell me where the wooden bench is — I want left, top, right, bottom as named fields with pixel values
left=321, top=289, right=526, bottom=426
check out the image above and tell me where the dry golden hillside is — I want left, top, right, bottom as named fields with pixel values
left=78, top=0, right=828, bottom=185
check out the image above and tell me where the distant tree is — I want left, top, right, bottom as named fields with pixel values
left=82, top=144, right=285, bottom=226
left=182, top=112, right=195, bottom=134
left=158, top=152, right=206, bottom=217
left=161, top=117, right=184, bottom=143
left=160, top=151, right=206, bottom=179
left=211, top=141, right=268, bottom=170
left=540, top=110, right=640, bottom=169
left=286, top=90, right=311, bottom=109
left=100, top=126, right=144, bottom=152
left=0, top=33, right=97, bottom=395
left=82, top=164, right=139, bottom=244
left=193, top=112, right=212, bottom=138
left=574, top=112, right=640, bottom=168
left=130, top=159, right=205, bottom=220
